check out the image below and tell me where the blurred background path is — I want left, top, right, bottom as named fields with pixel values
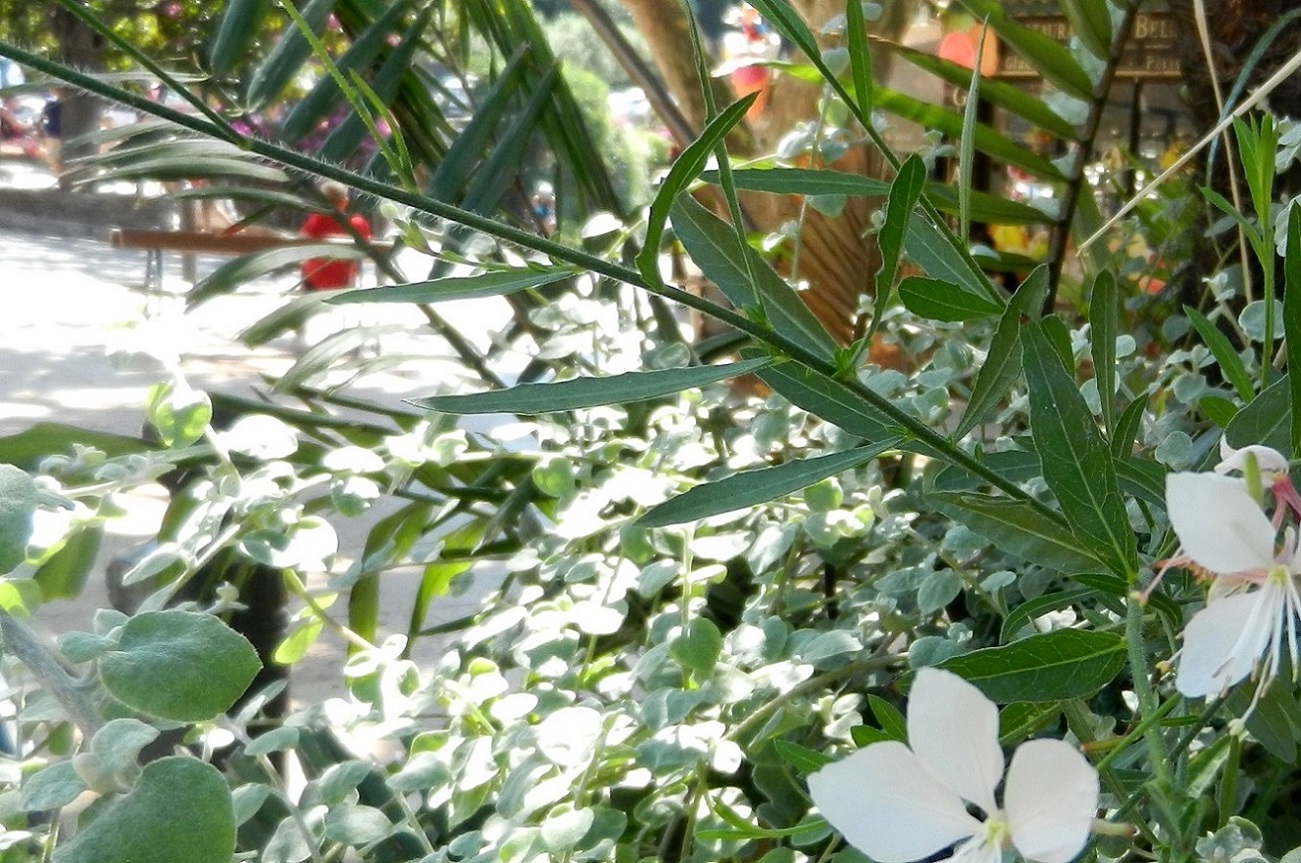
left=0, top=173, right=522, bottom=706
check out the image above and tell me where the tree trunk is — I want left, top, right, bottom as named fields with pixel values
left=51, top=6, right=105, bottom=190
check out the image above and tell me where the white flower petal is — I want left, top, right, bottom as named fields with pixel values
left=808, top=741, right=980, bottom=863
left=1004, top=739, right=1099, bottom=863
left=1166, top=473, right=1275, bottom=574
left=1176, top=591, right=1273, bottom=698
left=1217, top=440, right=1289, bottom=478
left=907, top=668, right=1003, bottom=814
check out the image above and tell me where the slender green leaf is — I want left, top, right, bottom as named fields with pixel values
left=637, top=95, right=757, bottom=286
left=279, top=0, right=411, bottom=142
left=317, top=8, right=433, bottom=166
left=845, top=0, right=872, bottom=121
left=923, top=183, right=1050, bottom=226
left=1287, top=206, right=1301, bottom=457
left=1185, top=307, right=1254, bottom=403
left=954, top=266, right=1048, bottom=438
left=238, top=293, right=330, bottom=348
left=1090, top=271, right=1118, bottom=435
left=639, top=440, right=901, bottom=527
left=670, top=194, right=838, bottom=359
left=328, top=268, right=576, bottom=305
left=1115, top=456, right=1166, bottom=509
left=1060, top=0, right=1114, bottom=59
left=1000, top=588, right=1092, bottom=642
left=1023, top=324, right=1136, bottom=579
left=245, top=0, right=336, bottom=110
left=898, top=276, right=1003, bottom=322
left=889, top=44, right=1079, bottom=140
left=958, top=21, right=987, bottom=242
left=928, top=491, right=1101, bottom=574
left=955, top=0, right=1096, bottom=100
left=207, top=0, right=265, bottom=79
left=410, top=358, right=773, bottom=416
left=875, top=87, right=1067, bottom=181
left=872, top=154, right=927, bottom=334
left=904, top=213, right=1002, bottom=305
left=428, top=50, right=528, bottom=202
left=939, top=630, right=1126, bottom=702
left=190, top=244, right=366, bottom=308
left=1111, top=396, right=1147, bottom=458
left=1225, top=375, right=1291, bottom=455
left=706, top=168, right=1050, bottom=225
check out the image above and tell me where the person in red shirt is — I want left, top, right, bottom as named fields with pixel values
left=301, top=181, right=372, bottom=291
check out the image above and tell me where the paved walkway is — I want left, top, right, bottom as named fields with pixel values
left=1, top=224, right=521, bottom=705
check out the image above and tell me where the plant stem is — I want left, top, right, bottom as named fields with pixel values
left=0, top=611, right=101, bottom=740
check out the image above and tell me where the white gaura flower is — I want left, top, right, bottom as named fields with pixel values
left=1167, top=472, right=1301, bottom=699
left=807, top=668, right=1099, bottom=863
left=1216, top=439, right=1291, bottom=479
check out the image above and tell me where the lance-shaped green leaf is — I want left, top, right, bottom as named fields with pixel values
left=1286, top=206, right=1301, bottom=456
left=845, top=0, right=872, bottom=120
left=75, top=154, right=287, bottom=185
left=428, top=50, right=528, bottom=202
left=637, top=95, right=756, bottom=287
left=245, top=0, right=335, bottom=110
left=875, top=87, right=1066, bottom=181
left=755, top=359, right=950, bottom=461
left=1111, top=396, right=1147, bottom=458
left=1185, top=306, right=1254, bottom=403
left=317, top=7, right=433, bottom=166
left=871, top=155, right=927, bottom=334
left=1225, top=375, right=1291, bottom=455
left=1089, top=271, right=1118, bottom=435
left=278, top=0, right=411, bottom=142
left=670, top=194, right=837, bottom=360
left=410, top=358, right=773, bottom=416
left=889, top=45, right=1080, bottom=140
left=190, top=243, right=367, bottom=308
left=904, top=213, right=1003, bottom=305
left=955, top=0, right=1096, bottom=101
left=898, top=276, right=1003, bottom=322
left=640, top=440, right=901, bottom=527
left=939, top=630, right=1126, bottom=703
left=928, top=491, right=1101, bottom=574
left=327, top=267, right=576, bottom=305
left=207, top=0, right=264, bottom=78
left=1023, top=324, right=1136, bottom=580
left=954, top=266, right=1048, bottom=439
left=1060, top=0, right=1114, bottom=59
left=698, top=168, right=1049, bottom=224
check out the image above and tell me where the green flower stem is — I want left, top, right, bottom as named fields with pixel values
left=0, top=611, right=102, bottom=740
left=255, top=753, right=328, bottom=863
left=1062, top=699, right=1159, bottom=847
left=281, top=569, right=377, bottom=653
left=1091, top=694, right=1180, bottom=773
left=1, top=42, right=1057, bottom=520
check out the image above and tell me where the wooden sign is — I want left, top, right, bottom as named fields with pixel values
left=994, top=8, right=1181, bottom=81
